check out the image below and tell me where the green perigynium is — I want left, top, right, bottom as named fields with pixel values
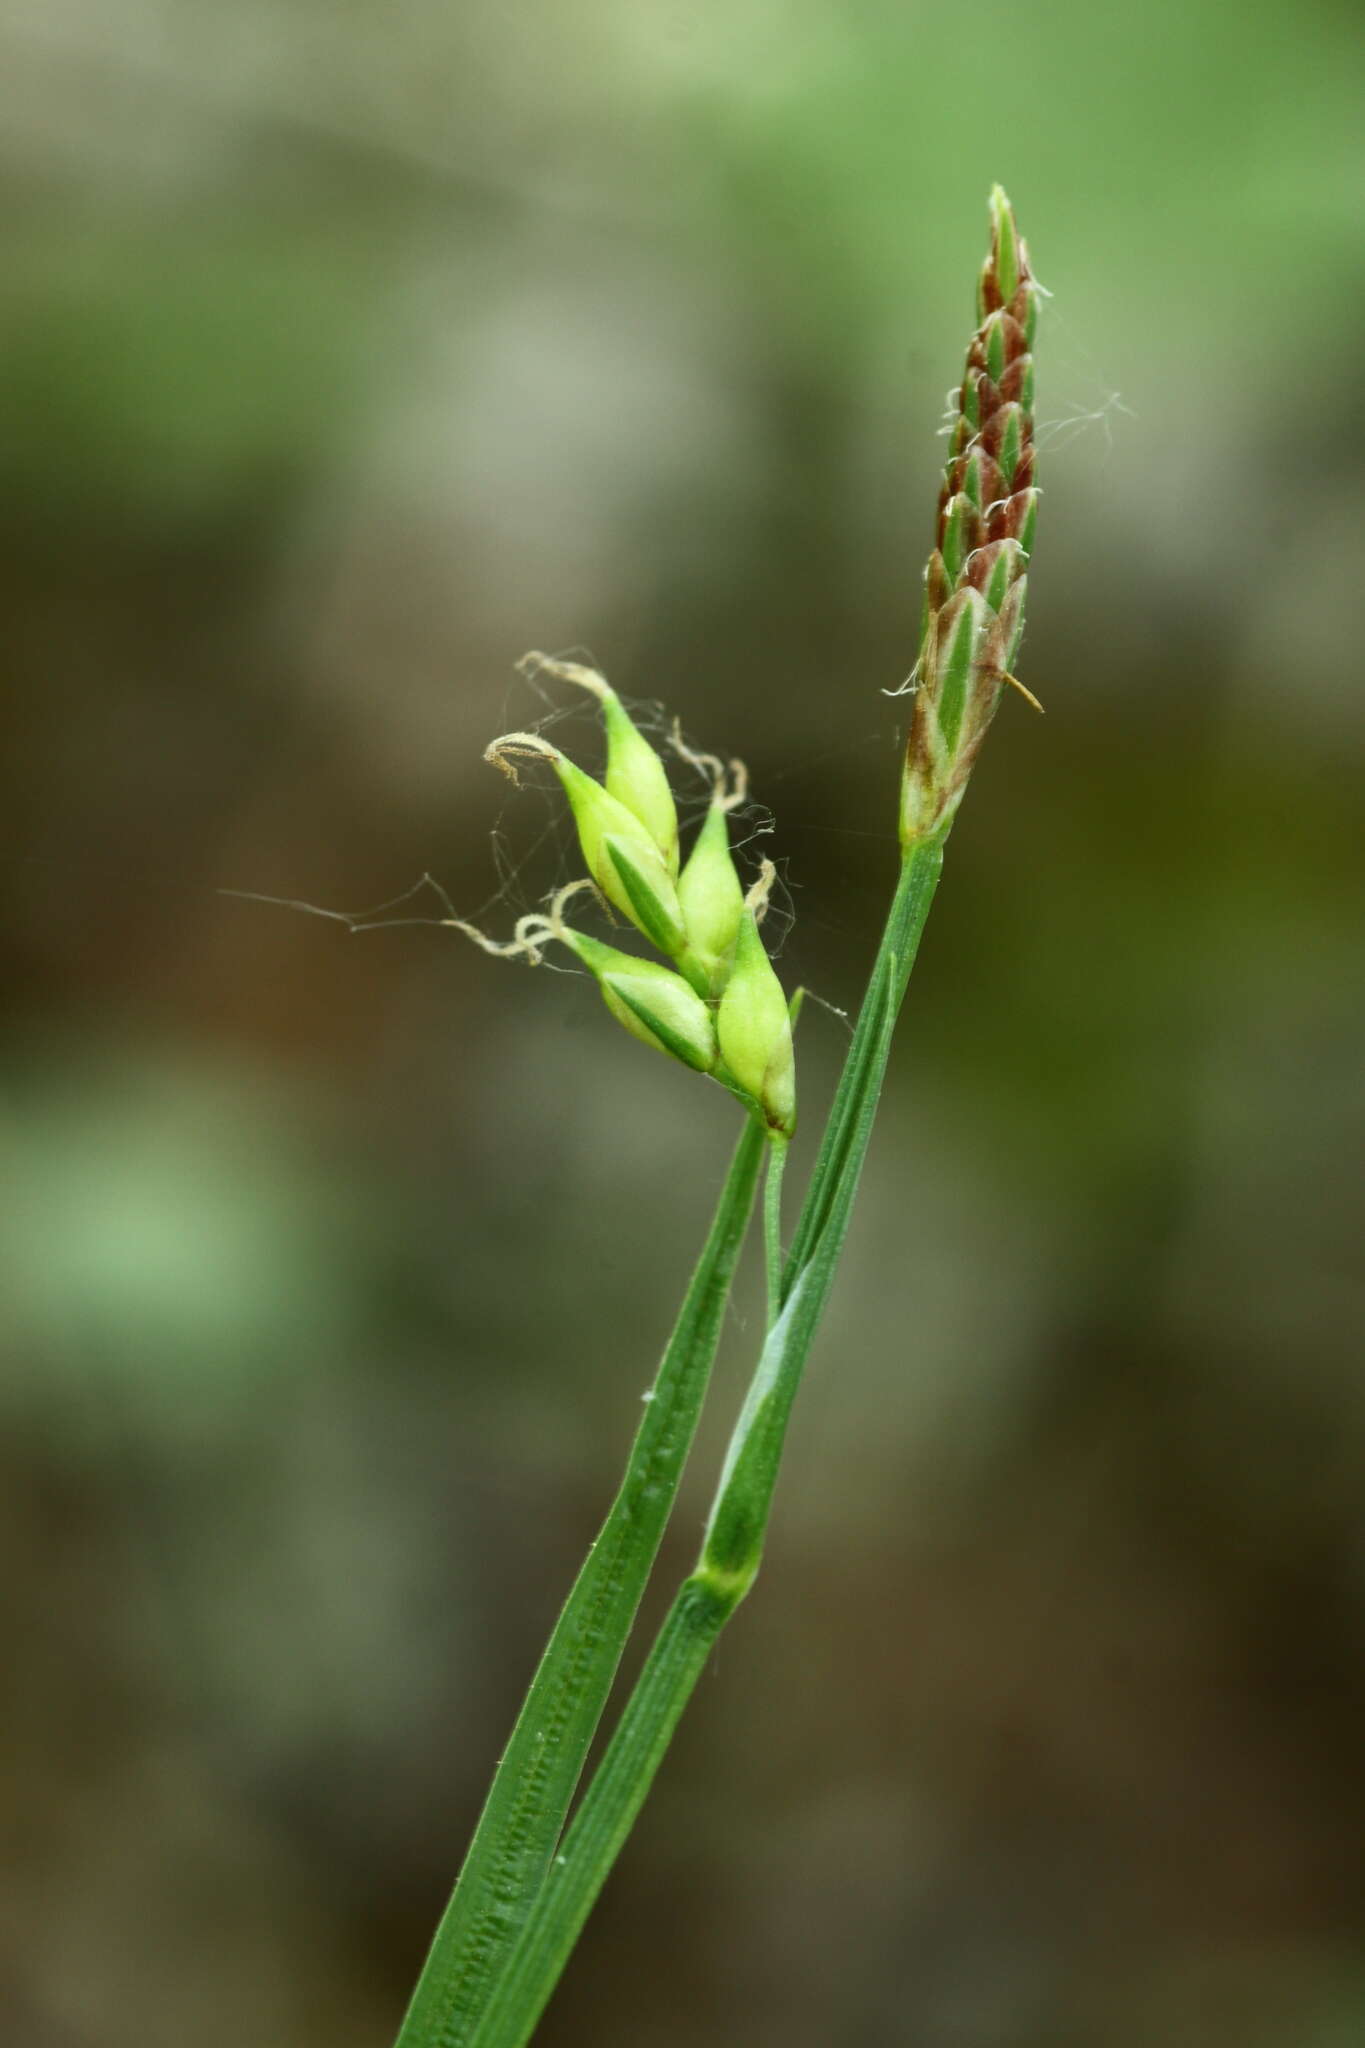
left=553, top=754, right=688, bottom=954
left=676, top=798, right=746, bottom=996
left=716, top=908, right=796, bottom=1138
left=599, top=692, right=680, bottom=875
left=520, top=652, right=681, bottom=874
left=555, top=929, right=718, bottom=1073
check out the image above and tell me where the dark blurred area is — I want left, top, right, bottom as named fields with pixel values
left=3, top=2, right=1363, bottom=2043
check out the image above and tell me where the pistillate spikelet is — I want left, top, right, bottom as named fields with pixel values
left=901, top=185, right=1040, bottom=845
left=465, top=663, right=797, bottom=1134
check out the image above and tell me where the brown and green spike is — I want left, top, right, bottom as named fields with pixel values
left=901, top=185, right=1040, bottom=846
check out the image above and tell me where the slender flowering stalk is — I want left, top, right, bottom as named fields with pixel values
left=399, top=185, right=1042, bottom=2048
left=395, top=1116, right=765, bottom=2046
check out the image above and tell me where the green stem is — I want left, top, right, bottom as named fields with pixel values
left=762, top=1135, right=787, bottom=1328
left=395, top=1114, right=766, bottom=2048
left=466, top=837, right=946, bottom=2048
left=780, top=840, right=944, bottom=1295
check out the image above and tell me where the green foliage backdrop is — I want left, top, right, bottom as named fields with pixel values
left=1, top=3, right=1362, bottom=2043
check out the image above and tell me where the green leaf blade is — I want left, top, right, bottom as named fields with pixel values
left=394, top=1115, right=765, bottom=2048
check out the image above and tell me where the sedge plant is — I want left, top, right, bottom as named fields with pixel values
left=396, top=185, right=1042, bottom=2048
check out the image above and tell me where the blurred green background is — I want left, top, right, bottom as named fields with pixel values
left=2, top=1, right=1363, bottom=2043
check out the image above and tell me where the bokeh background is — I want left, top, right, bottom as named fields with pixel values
left=3, top=1, right=1363, bottom=2043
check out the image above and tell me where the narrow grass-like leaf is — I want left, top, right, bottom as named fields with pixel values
left=395, top=1115, right=765, bottom=2048
left=467, top=1578, right=736, bottom=2048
